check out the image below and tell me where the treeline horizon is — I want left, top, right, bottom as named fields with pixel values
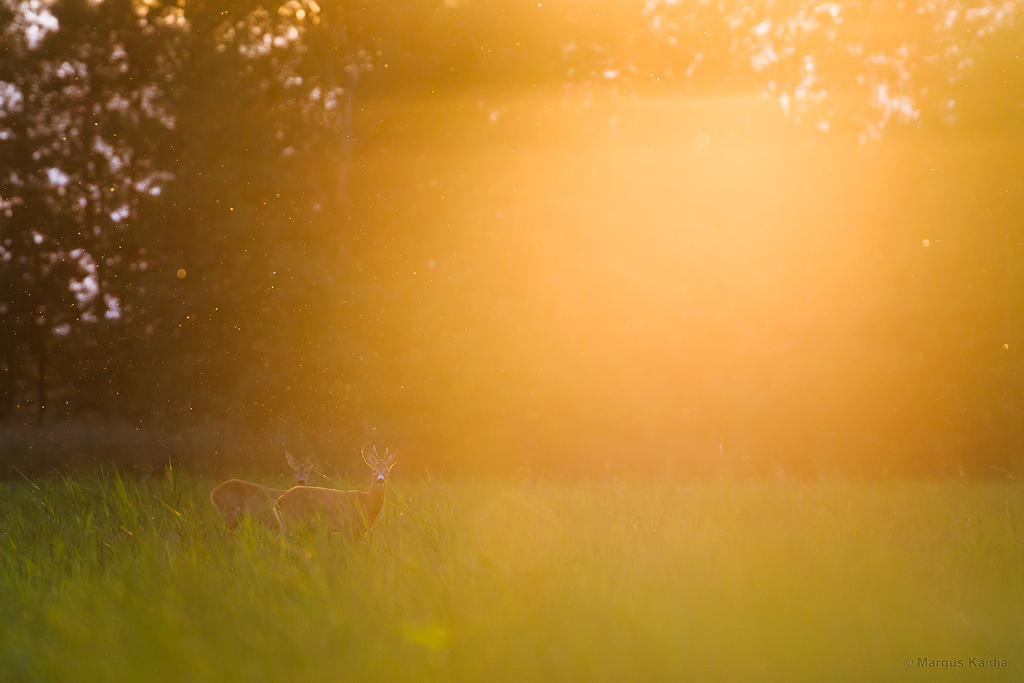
left=2, top=0, right=1023, bottom=479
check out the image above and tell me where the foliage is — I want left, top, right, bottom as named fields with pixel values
left=359, top=0, right=1024, bottom=136
left=0, top=0, right=375, bottom=420
left=640, top=0, right=1024, bottom=138
left=0, top=0, right=183, bottom=414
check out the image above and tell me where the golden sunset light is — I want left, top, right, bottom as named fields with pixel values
left=2, top=1, right=1022, bottom=680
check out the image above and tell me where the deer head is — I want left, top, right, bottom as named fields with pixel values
left=362, top=446, right=397, bottom=486
left=285, top=450, right=315, bottom=485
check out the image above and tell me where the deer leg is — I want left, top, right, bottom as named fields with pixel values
left=275, top=510, right=289, bottom=542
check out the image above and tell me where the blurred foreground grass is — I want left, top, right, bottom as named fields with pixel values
left=1, top=474, right=1022, bottom=682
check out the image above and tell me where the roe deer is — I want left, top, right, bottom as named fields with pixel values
left=210, top=451, right=314, bottom=530
left=274, top=446, right=396, bottom=539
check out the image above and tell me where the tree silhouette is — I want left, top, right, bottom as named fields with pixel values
left=0, top=0, right=182, bottom=416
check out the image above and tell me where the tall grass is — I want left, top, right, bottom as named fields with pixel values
left=1, top=474, right=1022, bottom=681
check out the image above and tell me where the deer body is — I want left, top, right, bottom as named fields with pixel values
left=274, top=446, right=396, bottom=539
left=210, top=481, right=286, bottom=530
left=210, top=451, right=313, bottom=530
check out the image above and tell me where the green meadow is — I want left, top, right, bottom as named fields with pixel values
left=1, top=474, right=1021, bottom=682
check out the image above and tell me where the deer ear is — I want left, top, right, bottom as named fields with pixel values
left=361, top=447, right=374, bottom=466
left=385, top=448, right=397, bottom=467
left=285, top=450, right=297, bottom=468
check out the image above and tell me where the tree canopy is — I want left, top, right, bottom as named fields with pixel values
left=1, top=0, right=1022, bottom=475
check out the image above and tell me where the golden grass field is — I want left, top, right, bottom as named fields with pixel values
left=1, top=473, right=1021, bottom=682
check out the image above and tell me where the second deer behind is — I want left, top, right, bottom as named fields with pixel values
left=210, top=451, right=314, bottom=530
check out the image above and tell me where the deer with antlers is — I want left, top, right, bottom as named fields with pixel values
left=274, top=446, right=396, bottom=539
left=210, top=451, right=315, bottom=530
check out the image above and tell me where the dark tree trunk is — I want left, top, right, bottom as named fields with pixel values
left=33, top=323, right=47, bottom=419
left=0, top=342, right=14, bottom=418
